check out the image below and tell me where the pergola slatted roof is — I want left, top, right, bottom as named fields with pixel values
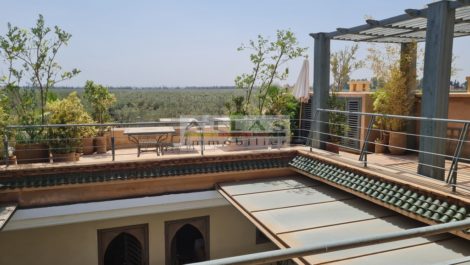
left=320, top=4, right=470, bottom=43
left=309, top=1, right=469, bottom=179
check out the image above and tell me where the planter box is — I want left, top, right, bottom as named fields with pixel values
left=94, top=136, right=107, bottom=154
left=81, top=137, right=95, bottom=155
left=326, top=142, right=340, bottom=154
left=15, top=143, right=50, bottom=164
left=52, top=152, right=76, bottom=163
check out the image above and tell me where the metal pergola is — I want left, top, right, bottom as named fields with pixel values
left=309, top=0, right=470, bottom=180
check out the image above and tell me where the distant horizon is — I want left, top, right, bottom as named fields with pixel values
left=1, top=0, right=469, bottom=87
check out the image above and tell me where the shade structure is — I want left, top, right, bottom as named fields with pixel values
left=292, top=59, right=310, bottom=103
left=217, top=176, right=470, bottom=264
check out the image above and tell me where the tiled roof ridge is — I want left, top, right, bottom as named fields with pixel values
left=289, top=155, right=470, bottom=236
left=0, top=157, right=291, bottom=190
left=0, top=150, right=296, bottom=178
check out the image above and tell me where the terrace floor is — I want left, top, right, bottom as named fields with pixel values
left=2, top=144, right=470, bottom=199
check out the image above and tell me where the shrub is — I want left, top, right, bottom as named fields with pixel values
left=46, top=92, right=95, bottom=153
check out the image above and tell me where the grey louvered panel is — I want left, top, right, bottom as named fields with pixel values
left=341, top=98, right=361, bottom=150
left=298, top=98, right=313, bottom=144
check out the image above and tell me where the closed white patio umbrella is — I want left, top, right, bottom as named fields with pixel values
left=292, top=59, right=310, bottom=103
left=291, top=59, right=311, bottom=143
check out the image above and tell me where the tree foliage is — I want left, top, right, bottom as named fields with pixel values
left=235, top=30, right=307, bottom=115
left=84, top=80, right=116, bottom=124
left=52, top=88, right=239, bottom=122
left=0, top=14, right=80, bottom=125
left=327, top=92, right=347, bottom=142
left=46, top=92, right=95, bottom=153
left=330, top=44, right=364, bottom=92
left=368, top=44, right=414, bottom=132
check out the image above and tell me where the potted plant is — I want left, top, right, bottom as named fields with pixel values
left=47, top=92, right=94, bottom=163
left=326, top=93, right=348, bottom=153
left=14, top=130, right=50, bottom=164
left=5, top=89, right=51, bottom=164
left=80, top=129, right=96, bottom=155
left=374, top=138, right=386, bottom=153
left=0, top=105, right=17, bottom=165
left=376, top=66, right=412, bottom=155
left=84, top=81, right=116, bottom=154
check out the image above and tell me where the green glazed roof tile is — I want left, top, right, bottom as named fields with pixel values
left=436, top=206, right=446, bottom=214
left=421, top=202, right=431, bottom=209
left=444, top=209, right=456, bottom=217
left=453, top=212, right=465, bottom=221
left=401, top=202, right=412, bottom=210
left=457, top=207, right=467, bottom=215
left=416, top=208, right=425, bottom=215
left=409, top=205, right=419, bottom=213
left=394, top=200, right=404, bottom=207
left=423, top=210, right=433, bottom=218
left=425, top=197, right=434, bottom=204
left=431, top=213, right=441, bottom=221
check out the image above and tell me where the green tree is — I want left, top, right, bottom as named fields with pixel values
left=330, top=44, right=364, bottom=92
left=327, top=92, right=347, bottom=142
left=367, top=43, right=414, bottom=132
left=264, top=86, right=299, bottom=120
left=84, top=80, right=116, bottom=125
left=235, top=30, right=307, bottom=114
left=0, top=14, right=80, bottom=125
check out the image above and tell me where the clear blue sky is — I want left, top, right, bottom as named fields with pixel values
left=1, top=0, right=468, bottom=87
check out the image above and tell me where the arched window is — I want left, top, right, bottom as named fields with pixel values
left=165, top=216, right=209, bottom=265
left=98, top=224, right=149, bottom=265
left=171, top=224, right=206, bottom=264
left=104, top=232, right=142, bottom=265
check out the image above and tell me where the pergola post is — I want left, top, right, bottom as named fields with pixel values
left=400, top=42, right=418, bottom=150
left=400, top=42, right=417, bottom=94
left=311, top=33, right=330, bottom=150
left=418, top=1, right=455, bottom=180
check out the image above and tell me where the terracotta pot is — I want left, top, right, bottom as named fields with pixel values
left=15, top=143, right=50, bottom=164
left=375, top=142, right=386, bottom=153
left=106, top=134, right=112, bottom=151
left=326, top=142, right=340, bottom=154
left=81, top=137, right=95, bottom=155
left=389, top=131, right=407, bottom=155
left=0, top=156, right=17, bottom=165
left=94, top=136, right=107, bottom=154
left=383, top=132, right=390, bottom=145
left=52, top=152, right=76, bottom=163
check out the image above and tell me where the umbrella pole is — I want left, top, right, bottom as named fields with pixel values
left=299, top=102, right=303, bottom=141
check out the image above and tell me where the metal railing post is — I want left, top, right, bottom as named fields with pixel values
left=359, top=116, right=375, bottom=168
left=3, top=133, right=9, bottom=167
left=200, top=123, right=204, bottom=156
left=111, top=126, right=116, bottom=161
left=446, top=122, right=469, bottom=192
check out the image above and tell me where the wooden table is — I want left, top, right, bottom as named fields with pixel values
left=123, top=126, right=175, bottom=157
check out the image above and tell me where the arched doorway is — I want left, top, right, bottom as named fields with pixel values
left=165, top=216, right=209, bottom=265
left=98, top=224, right=149, bottom=265
left=171, top=224, right=206, bottom=264
left=104, top=232, right=143, bottom=265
